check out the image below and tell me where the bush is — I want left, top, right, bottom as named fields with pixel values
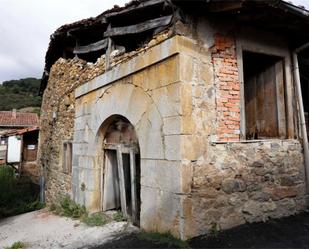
left=82, top=212, right=108, bottom=226
left=50, top=196, right=87, bottom=219
left=0, top=165, right=43, bottom=218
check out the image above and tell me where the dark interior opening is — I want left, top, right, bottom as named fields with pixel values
left=299, top=49, right=309, bottom=139
left=243, top=51, right=286, bottom=139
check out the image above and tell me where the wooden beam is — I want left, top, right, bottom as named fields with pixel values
left=104, top=15, right=173, bottom=37
left=116, top=145, right=127, bottom=217
left=73, top=38, right=108, bottom=54
left=129, top=148, right=137, bottom=225
left=104, top=0, right=165, bottom=18
left=207, top=2, right=243, bottom=13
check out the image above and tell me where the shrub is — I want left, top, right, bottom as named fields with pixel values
left=82, top=212, right=109, bottom=226
left=0, top=165, right=43, bottom=218
left=57, top=196, right=87, bottom=219
left=113, top=211, right=126, bottom=222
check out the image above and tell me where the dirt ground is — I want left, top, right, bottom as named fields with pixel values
left=0, top=209, right=137, bottom=249
left=1, top=210, right=309, bottom=249
left=91, top=212, right=309, bottom=249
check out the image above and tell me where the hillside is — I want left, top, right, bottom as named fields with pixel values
left=0, top=78, right=42, bottom=111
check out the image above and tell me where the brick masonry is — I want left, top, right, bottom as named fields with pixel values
left=212, top=34, right=241, bottom=142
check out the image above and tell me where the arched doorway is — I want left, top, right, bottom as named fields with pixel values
left=101, top=115, right=140, bottom=225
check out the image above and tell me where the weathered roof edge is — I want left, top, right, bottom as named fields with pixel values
left=40, top=0, right=309, bottom=95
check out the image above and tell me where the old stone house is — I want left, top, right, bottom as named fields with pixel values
left=39, top=0, right=309, bottom=239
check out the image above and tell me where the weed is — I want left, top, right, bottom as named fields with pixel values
left=138, top=232, right=190, bottom=249
left=113, top=210, right=126, bottom=222
left=209, top=222, right=220, bottom=238
left=80, top=182, right=86, bottom=191
left=82, top=212, right=108, bottom=226
left=50, top=196, right=87, bottom=219
left=4, top=241, right=25, bottom=249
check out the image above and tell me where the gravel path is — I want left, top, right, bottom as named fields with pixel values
left=0, top=209, right=137, bottom=249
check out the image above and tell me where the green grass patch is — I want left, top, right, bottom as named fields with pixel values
left=50, top=196, right=112, bottom=227
left=82, top=212, right=109, bottom=226
left=49, top=196, right=87, bottom=219
left=113, top=210, right=126, bottom=222
left=4, top=241, right=25, bottom=249
left=0, top=165, right=44, bottom=218
left=138, top=232, right=190, bottom=249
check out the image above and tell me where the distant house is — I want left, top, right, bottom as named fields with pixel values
left=0, top=110, right=39, bottom=182
left=0, top=109, right=38, bottom=132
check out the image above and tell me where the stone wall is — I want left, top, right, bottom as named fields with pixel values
left=38, top=57, right=106, bottom=203
left=40, top=19, right=308, bottom=240
left=177, top=27, right=307, bottom=238
left=38, top=30, right=173, bottom=203
left=182, top=140, right=306, bottom=237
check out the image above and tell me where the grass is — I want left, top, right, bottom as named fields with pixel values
left=113, top=210, right=126, bottom=222
left=0, top=165, right=44, bottom=218
left=50, top=196, right=112, bottom=227
left=4, top=241, right=25, bottom=249
left=138, top=232, right=190, bottom=249
left=49, top=196, right=87, bottom=219
left=82, top=212, right=109, bottom=226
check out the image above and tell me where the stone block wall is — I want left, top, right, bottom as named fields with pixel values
left=177, top=30, right=307, bottom=238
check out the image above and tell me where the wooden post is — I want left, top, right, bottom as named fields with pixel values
left=116, top=145, right=127, bottom=217
left=130, top=147, right=137, bottom=224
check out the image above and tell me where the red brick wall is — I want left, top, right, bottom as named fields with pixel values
left=212, top=34, right=241, bottom=142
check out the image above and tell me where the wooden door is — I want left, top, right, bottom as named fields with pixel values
left=102, top=150, right=120, bottom=211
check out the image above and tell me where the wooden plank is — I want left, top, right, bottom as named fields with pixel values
left=104, top=15, right=173, bottom=37
left=104, top=0, right=165, bottom=18
left=73, top=39, right=108, bottom=54
left=116, top=145, right=127, bottom=217
left=105, top=37, right=113, bottom=70
left=129, top=148, right=137, bottom=224
left=275, top=60, right=287, bottom=138
left=207, top=2, right=243, bottom=12
left=236, top=43, right=246, bottom=139
left=104, top=143, right=139, bottom=153
left=103, top=150, right=120, bottom=211
left=284, top=56, right=295, bottom=138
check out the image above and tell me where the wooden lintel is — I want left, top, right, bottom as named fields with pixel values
left=73, top=38, right=108, bottom=54
left=105, top=0, right=165, bottom=18
left=104, top=143, right=139, bottom=153
left=104, top=15, right=173, bottom=37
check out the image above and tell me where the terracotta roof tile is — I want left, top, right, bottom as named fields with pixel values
left=0, top=111, right=39, bottom=127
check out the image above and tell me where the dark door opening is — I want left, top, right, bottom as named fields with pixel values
left=101, top=117, right=140, bottom=226
left=299, top=49, right=309, bottom=140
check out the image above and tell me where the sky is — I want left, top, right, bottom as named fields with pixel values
left=0, top=0, right=308, bottom=83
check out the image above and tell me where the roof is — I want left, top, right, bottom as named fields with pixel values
left=40, top=0, right=309, bottom=94
left=0, top=111, right=39, bottom=127
left=3, top=126, right=39, bottom=136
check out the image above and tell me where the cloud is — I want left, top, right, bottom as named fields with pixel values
left=0, top=0, right=308, bottom=83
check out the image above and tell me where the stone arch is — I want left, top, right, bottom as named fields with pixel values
left=93, top=83, right=165, bottom=160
